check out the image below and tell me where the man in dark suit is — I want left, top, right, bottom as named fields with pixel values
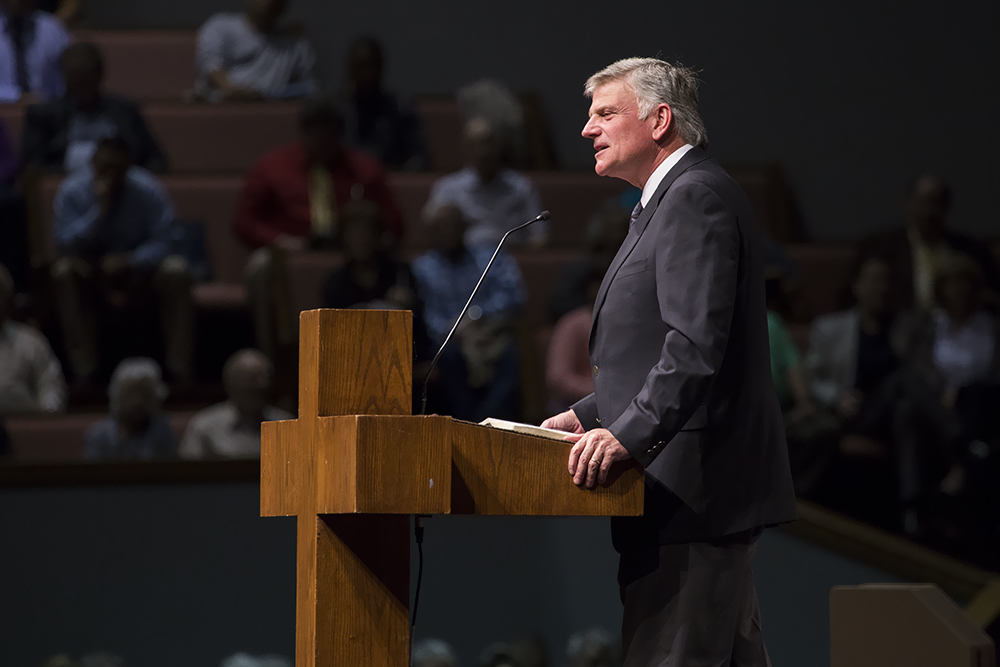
left=21, top=42, right=167, bottom=173
left=542, top=58, right=796, bottom=666
left=861, top=176, right=999, bottom=312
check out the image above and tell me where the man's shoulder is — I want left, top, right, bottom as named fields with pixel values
left=432, top=167, right=475, bottom=192
left=31, top=10, right=70, bottom=41
left=498, top=168, right=535, bottom=192
left=199, top=12, right=245, bottom=35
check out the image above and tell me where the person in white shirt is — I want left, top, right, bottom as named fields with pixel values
left=180, top=348, right=291, bottom=459
left=0, top=263, right=66, bottom=413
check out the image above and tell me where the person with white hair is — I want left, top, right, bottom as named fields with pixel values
left=0, top=262, right=67, bottom=414
left=411, top=638, right=457, bottom=667
left=541, top=57, right=795, bottom=666
left=83, top=357, right=176, bottom=460
left=179, top=348, right=291, bottom=459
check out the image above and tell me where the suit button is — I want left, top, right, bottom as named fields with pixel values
left=592, top=365, right=599, bottom=377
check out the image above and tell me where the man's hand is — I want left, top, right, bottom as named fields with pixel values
left=565, top=428, right=631, bottom=488
left=541, top=409, right=584, bottom=435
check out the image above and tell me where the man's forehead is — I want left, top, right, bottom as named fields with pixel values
left=589, top=80, right=633, bottom=111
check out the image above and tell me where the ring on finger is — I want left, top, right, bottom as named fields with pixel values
left=589, top=458, right=601, bottom=466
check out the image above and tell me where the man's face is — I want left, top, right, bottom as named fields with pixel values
left=342, top=217, right=380, bottom=262
left=465, top=119, right=502, bottom=182
left=853, top=258, right=891, bottom=316
left=227, top=363, right=269, bottom=416
left=905, top=177, right=948, bottom=242
left=431, top=206, right=466, bottom=254
left=92, top=147, right=129, bottom=197
left=301, top=123, right=341, bottom=166
left=582, top=80, right=659, bottom=187
left=117, top=378, right=157, bottom=428
left=63, top=60, right=101, bottom=108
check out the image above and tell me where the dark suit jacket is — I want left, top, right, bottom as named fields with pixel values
left=572, top=147, right=796, bottom=548
left=861, top=226, right=1000, bottom=310
left=21, top=94, right=168, bottom=173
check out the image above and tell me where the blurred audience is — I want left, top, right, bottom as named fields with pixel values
left=0, top=263, right=66, bottom=413
left=480, top=643, right=522, bottom=667
left=0, top=0, right=71, bottom=103
left=22, top=42, right=168, bottom=173
left=0, top=117, right=29, bottom=292
left=411, top=639, right=457, bottom=667
left=457, top=78, right=525, bottom=165
left=180, top=349, right=291, bottom=459
left=566, top=628, right=618, bottom=667
left=83, top=357, right=176, bottom=460
left=413, top=202, right=525, bottom=422
left=507, top=635, right=549, bottom=667
left=766, top=273, right=838, bottom=496
left=425, top=116, right=545, bottom=250
left=337, top=35, right=425, bottom=170
left=862, top=175, right=999, bottom=312
left=51, top=136, right=194, bottom=384
left=195, top=0, right=316, bottom=102
left=236, top=98, right=403, bottom=357
left=218, top=652, right=291, bottom=667
left=546, top=269, right=601, bottom=412
left=549, top=200, right=629, bottom=322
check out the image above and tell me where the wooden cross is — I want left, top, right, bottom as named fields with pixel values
left=260, top=309, right=643, bottom=667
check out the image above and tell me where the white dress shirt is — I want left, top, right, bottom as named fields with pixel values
left=640, top=144, right=694, bottom=208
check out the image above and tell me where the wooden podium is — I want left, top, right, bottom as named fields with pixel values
left=260, top=309, right=644, bottom=667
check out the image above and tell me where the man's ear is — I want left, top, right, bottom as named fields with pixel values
left=651, top=104, right=673, bottom=142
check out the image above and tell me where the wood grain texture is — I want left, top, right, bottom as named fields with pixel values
left=299, top=309, right=412, bottom=419
left=450, top=420, right=644, bottom=516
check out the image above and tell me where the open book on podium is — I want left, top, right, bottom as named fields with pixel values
left=260, top=309, right=644, bottom=667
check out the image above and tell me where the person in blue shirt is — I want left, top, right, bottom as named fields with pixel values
left=51, top=136, right=194, bottom=385
left=412, top=201, right=526, bottom=422
left=0, top=0, right=71, bottom=103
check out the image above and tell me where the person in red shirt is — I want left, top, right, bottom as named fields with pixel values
left=235, top=97, right=404, bottom=358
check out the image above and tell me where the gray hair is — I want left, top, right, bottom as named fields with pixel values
left=412, top=638, right=457, bottom=667
left=108, top=357, right=168, bottom=416
left=585, top=57, right=708, bottom=148
left=222, top=348, right=273, bottom=388
left=567, top=627, right=619, bottom=667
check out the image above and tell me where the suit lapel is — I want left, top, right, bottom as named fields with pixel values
left=589, top=147, right=711, bottom=343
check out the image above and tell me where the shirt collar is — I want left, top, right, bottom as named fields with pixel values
left=640, top=143, right=694, bottom=208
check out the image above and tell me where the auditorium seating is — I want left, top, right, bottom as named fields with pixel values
left=6, top=412, right=195, bottom=462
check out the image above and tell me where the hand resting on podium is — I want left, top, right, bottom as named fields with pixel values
left=542, top=409, right=631, bottom=489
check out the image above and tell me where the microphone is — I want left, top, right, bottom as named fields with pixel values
left=419, top=210, right=550, bottom=416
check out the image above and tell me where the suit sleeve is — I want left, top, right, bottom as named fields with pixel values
left=570, top=393, right=600, bottom=430
left=607, top=182, right=740, bottom=467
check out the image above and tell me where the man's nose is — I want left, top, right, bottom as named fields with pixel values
left=582, top=117, right=598, bottom=138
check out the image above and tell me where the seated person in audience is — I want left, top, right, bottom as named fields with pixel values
left=83, top=357, right=177, bottom=460
left=546, top=269, right=602, bottom=413
left=322, top=201, right=431, bottom=362
left=425, top=116, right=545, bottom=250
left=412, top=639, right=457, bottom=667
left=0, top=117, right=29, bottom=292
left=861, top=175, right=999, bottom=312
left=195, top=0, right=316, bottom=102
left=0, top=0, right=71, bottom=103
left=51, top=136, right=194, bottom=384
left=338, top=36, right=425, bottom=170
left=235, top=98, right=403, bottom=358
left=22, top=42, right=168, bottom=174
left=767, top=272, right=838, bottom=496
left=413, top=202, right=525, bottom=422
left=548, top=200, right=630, bottom=322
left=566, top=628, right=617, bottom=667
left=180, top=349, right=292, bottom=459
left=0, top=263, right=66, bottom=413
left=930, top=255, right=1000, bottom=496
left=457, top=78, right=526, bottom=166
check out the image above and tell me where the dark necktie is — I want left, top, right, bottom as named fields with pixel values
left=9, top=17, right=30, bottom=94
left=629, top=202, right=643, bottom=231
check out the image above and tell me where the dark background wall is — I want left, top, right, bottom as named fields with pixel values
left=0, top=482, right=902, bottom=667
left=75, top=0, right=1000, bottom=240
